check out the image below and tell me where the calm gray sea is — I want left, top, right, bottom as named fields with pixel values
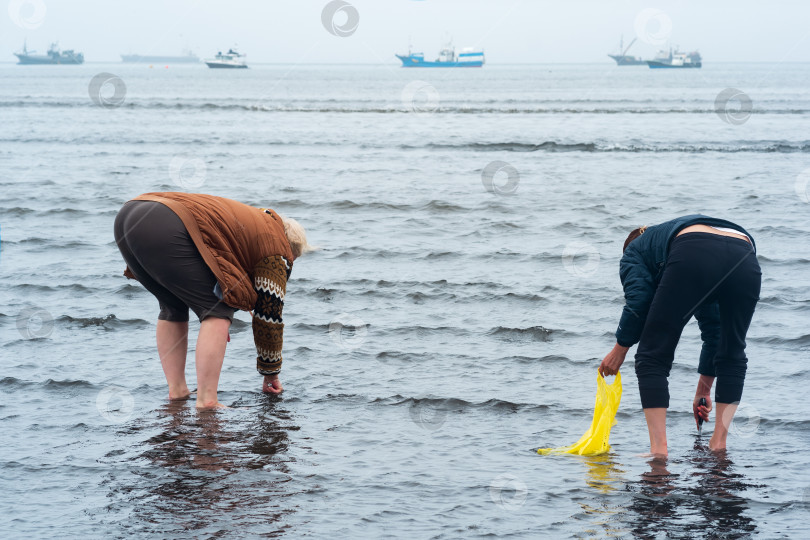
left=1, top=63, right=809, bottom=538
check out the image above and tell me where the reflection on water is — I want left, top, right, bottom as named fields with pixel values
left=625, top=440, right=757, bottom=539
left=578, top=454, right=628, bottom=538
left=627, top=456, right=680, bottom=538
left=573, top=442, right=760, bottom=538
left=100, top=397, right=299, bottom=537
left=685, top=441, right=757, bottom=538
left=584, top=455, right=626, bottom=495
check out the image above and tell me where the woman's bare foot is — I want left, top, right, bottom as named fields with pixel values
left=196, top=398, right=228, bottom=409
left=168, top=384, right=191, bottom=401
left=709, top=402, right=738, bottom=452
left=708, top=438, right=727, bottom=451
left=635, top=451, right=669, bottom=459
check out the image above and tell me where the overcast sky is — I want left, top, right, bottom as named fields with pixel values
left=2, top=0, right=809, bottom=63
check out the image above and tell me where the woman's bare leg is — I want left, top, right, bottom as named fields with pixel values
left=156, top=320, right=190, bottom=400
left=710, top=402, right=738, bottom=451
left=195, top=317, right=231, bottom=408
left=644, top=408, right=668, bottom=457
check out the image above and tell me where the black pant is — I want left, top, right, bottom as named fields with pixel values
left=113, top=200, right=236, bottom=322
left=635, top=232, right=761, bottom=408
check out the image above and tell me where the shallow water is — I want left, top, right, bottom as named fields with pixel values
left=1, top=63, right=809, bottom=538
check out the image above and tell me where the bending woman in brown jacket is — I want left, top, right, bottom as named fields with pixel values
left=113, top=192, right=311, bottom=408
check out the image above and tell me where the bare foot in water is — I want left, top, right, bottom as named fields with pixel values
left=196, top=399, right=229, bottom=409
left=169, top=385, right=192, bottom=401
left=636, top=452, right=669, bottom=459
left=708, top=439, right=727, bottom=452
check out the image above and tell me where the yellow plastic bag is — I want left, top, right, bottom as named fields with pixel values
left=538, top=371, right=622, bottom=456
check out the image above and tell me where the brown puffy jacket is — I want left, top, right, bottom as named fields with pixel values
left=124, top=192, right=293, bottom=311
left=122, top=193, right=295, bottom=375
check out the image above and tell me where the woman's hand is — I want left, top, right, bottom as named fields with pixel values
left=262, top=374, right=284, bottom=394
left=693, top=374, right=715, bottom=427
left=599, top=344, right=630, bottom=377
left=693, top=394, right=712, bottom=427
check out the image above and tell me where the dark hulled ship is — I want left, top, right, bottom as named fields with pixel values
left=15, top=41, right=84, bottom=65
left=607, top=36, right=645, bottom=66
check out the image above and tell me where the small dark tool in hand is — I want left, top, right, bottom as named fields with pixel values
left=697, top=397, right=707, bottom=434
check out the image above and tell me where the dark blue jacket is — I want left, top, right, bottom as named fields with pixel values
left=616, top=215, right=756, bottom=375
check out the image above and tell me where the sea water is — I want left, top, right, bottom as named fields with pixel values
left=1, top=63, right=809, bottom=538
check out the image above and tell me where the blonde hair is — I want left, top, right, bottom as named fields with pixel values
left=281, top=216, right=312, bottom=259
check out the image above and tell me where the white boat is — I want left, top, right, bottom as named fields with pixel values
left=204, top=48, right=248, bottom=69
left=647, top=47, right=702, bottom=69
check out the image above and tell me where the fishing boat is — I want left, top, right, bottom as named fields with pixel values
left=396, top=42, right=484, bottom=67
left=607, top=35, right=645, bottom=66
left=204, top=48, right=248, bottom=69
left=14, top=41, right=84, bottom=65
left=121, top=50, right=199, bottom=64
left=647, top=48, right=702, bottom=69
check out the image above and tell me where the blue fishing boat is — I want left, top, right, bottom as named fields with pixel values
left=396, top=43, right=484, bottom=68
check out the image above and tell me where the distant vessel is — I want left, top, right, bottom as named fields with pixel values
left=396, top=42, right=484, bottom=67
left=204, top=48, right=248, bottom=69
left=121, top=50, right=199, bottom=64
left=14, top=41, right=84, bottom=65
left=647, top=48, right=702, bottom=69
left=607, top=36, right=645, bottom=66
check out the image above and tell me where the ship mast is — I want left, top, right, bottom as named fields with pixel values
left=622, top=37, right=637, bottom=57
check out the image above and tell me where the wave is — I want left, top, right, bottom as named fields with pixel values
left=753, top=333, right=810, bottom=346
left=329, top=199, right=468, bottom=212
left=412, top=141, right=596, bottom=153
left=757, top=296, right=810, bottom=310
left=503, top=354, right=581, bottom=365
left=0, top=376, right=97, bottom=391
left=5, top=133, right=809, bottom=154
left=377, top=394, right=551, bottom=413
left=301, top=286, right=548, bottom=306
left=296, top=277, right=561, bottom=293
left=7, top=283, right=93, bottom=293
left=488, top=325, right=558, bottom=342
left=413, top=141, right=810, bottom=153
left=4, top=99, right=810, bottom=115
left=754, top=255, right=810, bottom=265
left=0, top=206, right=117, bottom=218
left=57, top=314, right=151, bottom=329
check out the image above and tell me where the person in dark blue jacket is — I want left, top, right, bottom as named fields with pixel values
left=598, top=215, right=761, bottom=456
